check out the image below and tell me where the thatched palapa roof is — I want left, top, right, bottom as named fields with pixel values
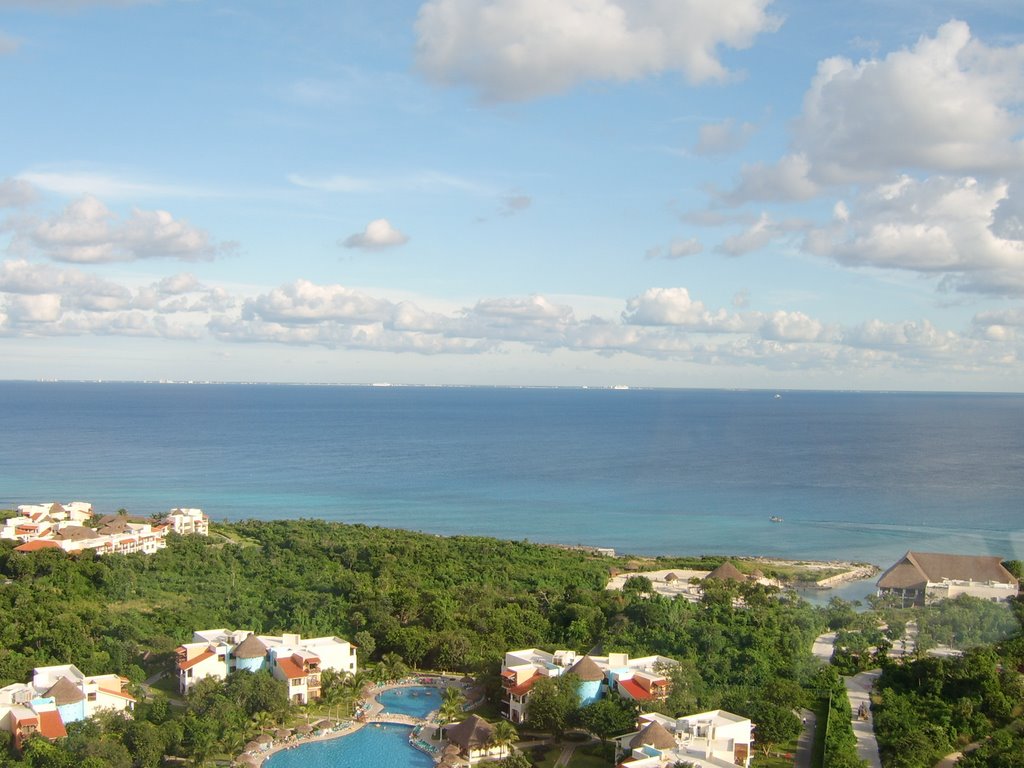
left=877, top=551, right=1017, bottom=590
left=446, top=715, right=495, bottom=751
left=630, top=721, right=676, bottom=750
left=44, top=676, right=85, bottom=705
left=233, top=633, right=268, bottom=659
left=705, top=561, right=745, bottom=582
left=568, top=656, right=605, bottom=682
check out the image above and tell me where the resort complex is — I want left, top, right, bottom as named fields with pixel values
left=500, top=648, right=676, bottom=724
left=1, top=502, right=209, bottom=556
left=0, top=665, right=135, bottom=751
left=876, top=551, right=1020, bottom=607
left=176, top=629, right=358, bottom=703
left=614, top=710, right=754, bottom=768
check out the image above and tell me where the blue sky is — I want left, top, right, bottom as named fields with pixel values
left=1, top=0, right=1023, bottom=390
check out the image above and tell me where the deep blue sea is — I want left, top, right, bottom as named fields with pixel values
left=2, top=382, right=1022, bottom=571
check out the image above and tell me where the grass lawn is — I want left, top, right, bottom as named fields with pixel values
left=528, top=741, right=612, bottom=768
left=150, top=674, right=184, bottom=699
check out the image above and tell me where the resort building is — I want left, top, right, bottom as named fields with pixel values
left=500, top=649, right=675, bottom=724
left=175, top=629, right=357, bottom=704
left=614, top=710, right=754, bottom=768
left=445, top=715, right=507, bottom=764
left=2, top=503, right=208, bottom=557
left=876, top=551, right=1019, bottom=607
left=0, top=665, right=135, bottom=751
left=166, top=507, right=210, bottom=536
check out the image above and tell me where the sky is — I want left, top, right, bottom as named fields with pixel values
left=1, top=0, right=1023, bottom=391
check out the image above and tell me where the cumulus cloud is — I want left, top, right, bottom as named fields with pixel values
left=725, top=152, right=820, bottom=204
left=693, top=118, right=757, bottom=155
left=646, top=238, right=703, bottom=260
left=10, top=195, right=227, bottom=263
left=415, top=0, right=782, bottom=102
left=244, top=280, right=396, bottom=324
left=803, top=175, right=1024, bottom=293
left=795, top=21, right=1024, bottom=184
left=759, top=310, right=829, bottom=342
left=720, top=20, right=1024, bottom=207
left=717, top=212, right=788, bottom=255
left=341, top=218, right=410, bottom=250
left=622, top=287, right=753, bottom=332
left=0, top=177, right=36, bottom=207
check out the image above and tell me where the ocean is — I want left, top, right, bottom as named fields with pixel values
left=2, top=382, right=1022, bottom=576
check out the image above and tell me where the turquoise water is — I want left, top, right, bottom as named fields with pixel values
left=2, top=382, right=1023, bottom=566
left=376, top=686, right=441, bottom=718
left=265, top=723, right=433, bottom=768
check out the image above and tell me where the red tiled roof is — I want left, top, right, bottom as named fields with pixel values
left=15, top=540, right=61, bottom=552
left=38, top=710, right=67, bottom=740
left=276, top=657, right=305, bottom=679
left=617, top=678, right=654, bottom=701
left=178, top=650, right=215, bottom=671
left=507, top=672, right=542, bottom=697
left=501, top=670, right=516, bottom=679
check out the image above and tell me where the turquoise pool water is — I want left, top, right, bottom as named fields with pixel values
left=265, top=685, right=443, bottom=768
left=375, top=685, right=442, bottom=718
left=265, top=723, right=433, bottom=768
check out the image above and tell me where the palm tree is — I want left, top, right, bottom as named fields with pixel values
left=436, top=687, right=465, bottom=739
left=492, top=719, right=518, bottom=757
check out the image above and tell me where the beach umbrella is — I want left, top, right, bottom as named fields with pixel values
left=274, top=728, right=291, bottom=740
left=256, top=734, right=273, bottom=744
left=243, top=741, right=261, bottom=753
left=296, top=724, right=313, bottom=734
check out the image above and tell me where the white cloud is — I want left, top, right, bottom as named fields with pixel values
left=726, top=153, right=820, bottom=204
left=693, top=118, right=757, bottom=155
left=622, top=287, right=753, bottom=332
left=0, top=177, right=37, bottom=207
left=243, top=279, right=396, bottom=324
left=803, top=175, right=1024, bottom=293
left=646, top=238, right=703, bottom=260
left=12, top=195, right=226, bottom=263
left=287, top=173, right=370, bottom=193
left=717, top=212, right=784, bottom=255
left=759, top=310, right=829, bottom=342
left=341, top=218, right=410, bottom=250
left=796, top=20, right=1024, bottom=185
left=5, top=294, right=62, bottom=323
left=415, top=0, right=782, bottom=102
left=0, top=259, right=132, bottom=310
left=19, top=171, right=212, bottom=200
left=290, top=171, right=492, bottom=196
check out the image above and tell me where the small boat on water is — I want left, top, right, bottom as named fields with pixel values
left=769, top=515, right=784, bottom=523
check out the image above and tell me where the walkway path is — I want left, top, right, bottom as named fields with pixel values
left=811, top=631, right=882, bottom=768
left=794, top=708, right=816, bottom=768
left=846, top=671, right=882, bottom=768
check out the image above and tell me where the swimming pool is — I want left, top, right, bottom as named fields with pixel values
left=375, top=685, right=442, bottom=718
left=265, top=723, right=433, bottom=768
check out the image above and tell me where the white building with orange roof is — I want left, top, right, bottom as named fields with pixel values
left=500, top=648, right=675, bottom=724
left=0, top=664, right=134, bottom=752
left=614, top=710, right=753, bottom=768
left=166, top=507, right=209, bottom=536
left=4, top=502, right=205, bottom=557
left=176, top=629, right=357, bottom=702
